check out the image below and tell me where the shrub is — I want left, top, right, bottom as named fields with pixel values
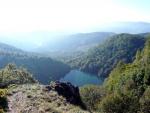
left=0, top=63, right=36, bottom=87
left=0, top=89, right=8, bottom=112
left=100, top=93, right=139, bottom=113
left=139, top=87, right=150, bottom=113
left=80, top=85, right=105, bottom=111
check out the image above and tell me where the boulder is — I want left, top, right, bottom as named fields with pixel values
left=45, top=81, right=86, bottom=109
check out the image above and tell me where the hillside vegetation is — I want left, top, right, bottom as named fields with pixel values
left=0, top=64, right=36, bottom=112
left=80, top=36, right=150, bottom=113
left=0, top=64, right=36, bottom=87
left=0, top=44, right=71, bottom=84
left=67, top=33, right=146, bottom=78
left=0, top=64, right=88, bottom=113
left=0, top=89, right=7, bottom=112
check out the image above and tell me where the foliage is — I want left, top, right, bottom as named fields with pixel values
left=80, top=37, right=150, bottom=113
left=0, top=89, right=7, bottom=112
left=139, top=87, right=150, bottom=113
left=0, top=44, right=71, bottom=84
left=99, top=93, right=139, bottom=113
left=100, top=37, right=150, bottom=113
left=66, top=33, right=146, bottom=78
left=0, top=63, right=36, bottom=87
left=80, top=85, right=105, bottom=111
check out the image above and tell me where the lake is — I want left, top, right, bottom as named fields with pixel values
left=60, top=70, right=104, bottom=86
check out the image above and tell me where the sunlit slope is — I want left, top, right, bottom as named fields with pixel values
left=66, top=33, right=146, bottom=78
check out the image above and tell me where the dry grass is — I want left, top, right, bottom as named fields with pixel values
left=7, top=84, right=89, bottom=113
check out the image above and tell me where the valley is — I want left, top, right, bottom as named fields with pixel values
left=0, top=32, right=149, bottom=86
left=0, top=0, right=150, bottom=112
left=60, top=70, right=104, bottom=86
left=0, top=22, right=150, bottom=113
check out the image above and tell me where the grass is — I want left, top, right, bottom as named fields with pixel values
left=7, top=84, right=89, bottom=113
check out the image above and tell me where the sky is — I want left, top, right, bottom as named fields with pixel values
left=0, top=0, right=150, bottom=33
left=0, top=0, right=150, bottom=51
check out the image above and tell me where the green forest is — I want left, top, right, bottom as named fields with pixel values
left=63, top=33, right=147, bottom=78
left=0, top=0, right=150, bottom=112
left=0, top=33, right=150, bottom=112
left=80, top=36, right=150, bottom=113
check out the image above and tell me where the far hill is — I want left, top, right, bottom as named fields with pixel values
left=0, top=32, right=115, bottom=53
left=37, top=32, right=115, bottom=53
left=64, top=33, right=147, bottom=78
left=0, top=22, right=150, bottom=52
left=0, top=42, right=71, bottom=84
left=97, top=22, right=150, bottom=33
left=0, top=42, right=23, bottom=53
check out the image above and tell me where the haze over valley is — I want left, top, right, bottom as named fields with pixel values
left=0, top=0, right=150, bottom=113
left=1, top=22, right=150, bottom=53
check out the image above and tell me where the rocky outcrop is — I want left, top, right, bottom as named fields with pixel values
left=45, top=81, right=86, bottom=109
left=7, top=84, right=89, bottom=113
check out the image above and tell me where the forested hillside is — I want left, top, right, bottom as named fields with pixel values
left=66, top=33, right=146, bottom=78
left=0, top=43, right=71, bottom=84
left=80, top=36, right=150, bottom=113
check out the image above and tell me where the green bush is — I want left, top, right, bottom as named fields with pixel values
left=139, top=87, right=150, bottom=113
left=0, top=89, right=8, bottom=112
left=99, top=93, right=139, bottom=113
left=80, top=85, right=105, bottom=111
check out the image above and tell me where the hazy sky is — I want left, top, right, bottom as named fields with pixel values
left=0, top=0, right=150, bottom=33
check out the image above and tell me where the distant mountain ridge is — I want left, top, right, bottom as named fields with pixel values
left=0, top=42, right=23, bottom=53
left=36, top=32, right=115, bottom=53
left=0, top=22, right=150, bottom=52
left=97, top=22, right=150, bottom=33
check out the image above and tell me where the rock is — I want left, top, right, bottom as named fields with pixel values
left=44, top=85, right=52, bottom=91
left=0, top=83, right=8, bottom=88
left=45, top=81, right=86, bottom=109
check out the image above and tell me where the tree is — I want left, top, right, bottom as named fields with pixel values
left=0, top=89, right=7, bottom=112
left=140, top=87, right=150, bottom=113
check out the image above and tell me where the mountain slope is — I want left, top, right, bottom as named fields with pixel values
left=0, top=32, right=115, bottom=53
left=37, top=32, right=115, bottom=53
left=0, top=42, right=23, bottom=53
left=97, top=22, right=150, bottom=33
left=1, top=22, right=150, bottom=52
left=66, top=33, right=146, bottom=78
left=101, top=36, right=150, bottom=113
left=80, top=36, right=150, bottom=113
left=0, top=43, right=71, bottom=84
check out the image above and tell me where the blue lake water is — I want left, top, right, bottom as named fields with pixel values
left=60, top=70, right=104, bottom=86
